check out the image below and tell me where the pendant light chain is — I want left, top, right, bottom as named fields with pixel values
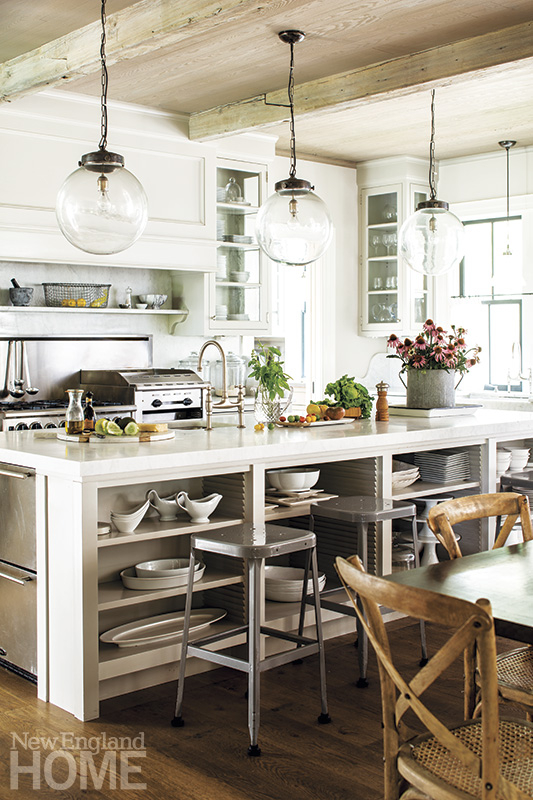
left=428, top=89, right=437, bottom=202
left=99, top=0, right=109, bottom=151
left=506, top=145, right=510, bottom=220
left=288, top=40, right=297, bottom=179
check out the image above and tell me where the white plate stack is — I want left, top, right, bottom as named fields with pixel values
left=392, top=460, right=420, bottom=490
left=264, top=566, right=326, bottom=602
left=414, top=450, right=471, bottom=483
left=496, top=449, right=512, bottom=475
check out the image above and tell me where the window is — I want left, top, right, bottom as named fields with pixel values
left=458, top=216, right=523, bottom=390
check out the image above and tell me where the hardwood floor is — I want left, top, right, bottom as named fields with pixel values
left=0, top=621, right=521, bottom=800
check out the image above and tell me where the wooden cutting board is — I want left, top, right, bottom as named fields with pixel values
left=56, top=430, right=175, bottom=443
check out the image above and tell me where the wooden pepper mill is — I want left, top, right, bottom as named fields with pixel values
left=375, top=381, right=390, bottom=421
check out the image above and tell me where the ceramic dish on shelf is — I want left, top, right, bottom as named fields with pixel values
left=264, top=566, right=326, bottom=602
left=110, top=499, right=150, bottom=533
left=99, top=608, right=227, bottom=648
left=135, top=558, right=201, bottom=578
left=267, top=467, right=320, bottom=492
left=120, top=562, right=205, bottom=590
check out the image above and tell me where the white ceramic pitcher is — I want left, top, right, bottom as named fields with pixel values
left=176, top=491, right=222, bottom=524
left=146, top=489, right=179, bottom=521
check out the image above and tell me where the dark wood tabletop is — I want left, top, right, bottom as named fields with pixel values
left=386, top=540, right=533, bottom=644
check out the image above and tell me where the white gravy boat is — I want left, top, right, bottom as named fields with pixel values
left=146, top=489, right=179, bottom=521
left=176, top=491, right=222, bottom=523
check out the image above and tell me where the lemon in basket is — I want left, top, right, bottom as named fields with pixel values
left=90, top=295, right=107, bottom=307
left=76, top=298, right=86, bottom=307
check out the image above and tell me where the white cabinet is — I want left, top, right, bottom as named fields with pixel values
left=177, top=157, right=272, bottom=336
left=358, top=158, right=435, bottom=336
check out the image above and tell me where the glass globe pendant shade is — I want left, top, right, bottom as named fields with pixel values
left=56, top=150, right=148, bottom=255
left=255, top=178, right=332, bottom=266
left=399, top=201, right=465, bottom=276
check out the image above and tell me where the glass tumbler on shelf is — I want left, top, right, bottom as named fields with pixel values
left=65, top=389, right=84, bottom=435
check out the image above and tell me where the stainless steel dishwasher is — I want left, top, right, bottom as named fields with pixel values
left=0, top=462, right=37, bottom=680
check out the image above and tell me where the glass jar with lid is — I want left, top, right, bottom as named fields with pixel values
left=212, top=351, right=246, bottom=397
left=65, top=389, right=84, bottom=435
left=178, top=351, right=211, bottom=384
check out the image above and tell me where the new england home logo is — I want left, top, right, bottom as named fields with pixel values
left=10, top=731, right=147, bottom=791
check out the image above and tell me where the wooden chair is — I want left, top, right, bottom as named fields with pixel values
left=335, top=554, right=533, bottom=800
left=427, top=492, right=533, bottom=721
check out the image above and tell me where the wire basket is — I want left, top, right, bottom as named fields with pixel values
left=42, top=283, right=111, bottom=308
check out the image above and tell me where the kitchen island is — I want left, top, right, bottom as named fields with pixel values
left=1, top=409, right=533, bottom=721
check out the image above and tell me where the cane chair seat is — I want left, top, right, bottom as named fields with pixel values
left=496, top=647, right=533, bottom=700
left=400, top=719, right=533, bottom=799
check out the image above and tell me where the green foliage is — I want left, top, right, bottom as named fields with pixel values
left=248, top=343, right=292, bottom=401
left=316, top=375, right=374, bottom=419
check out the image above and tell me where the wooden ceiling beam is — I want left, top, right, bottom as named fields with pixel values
left=0, top=0, right=265, bottom=103
left=189, top=20, right=533, bottom=140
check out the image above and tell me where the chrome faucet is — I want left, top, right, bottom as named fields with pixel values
left=507, top=342, right=533, bottom=398
left=197, top=340, right=245, bottom=430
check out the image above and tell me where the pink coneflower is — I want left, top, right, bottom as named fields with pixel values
left=403, top=338, right=413, bottom=348
left=433, top=345, right=445, bottom=362
left=387, top=334, right=401, bottom=349
left=415, top=336, right=427, bottom=350
left=411, top=353, right=427, bottom=368
left=456, top=338, right=466, bottom=348
left=445, top=356, right=457, bottom=369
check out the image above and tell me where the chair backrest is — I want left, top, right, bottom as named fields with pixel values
left=427, top=492, right=533, bottom=559
left=335, top=554, right=508, bottom=800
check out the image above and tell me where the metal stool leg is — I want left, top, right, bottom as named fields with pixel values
left=310, top=546, right=331, bottom=724
left=412, top=516, right=428, bottom=666
left=356, top=521, right=369, bottom=687
left=247, top=557, right=262, bottom=756
left=172, top=547, right=197, bottom=726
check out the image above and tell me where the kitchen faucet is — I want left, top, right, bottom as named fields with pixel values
left=197, top=340, right=245, bottom=430
left=507, top=342, right=533, bottom=398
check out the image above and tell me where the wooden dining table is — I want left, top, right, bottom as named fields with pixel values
left=386, top=540, right=533, bottom=645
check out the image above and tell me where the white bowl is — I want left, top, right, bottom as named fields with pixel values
left=504, top=448, right=530, bottom=456
left=110, top=499, right=150, bottom=519
left=138, top=294, right=168, bottom=309
left=121, top=562, right=205, bottom=590
left=110, top=515, right=143, bottom=534
left=135, top=558, right=201, bottom=578
left=264, top=566, right=326, bottom=602
left=135, top=303, right=148, bottom=310
left=229, top=271, right=250, bottom=283
left=267, top=468, right=320, bottom=492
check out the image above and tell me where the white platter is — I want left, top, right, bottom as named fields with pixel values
left=275, top=417, right=359, bottom=428
left=120, top=562, right=205, bottom=590
left=100, top=608, right=226, bottom=647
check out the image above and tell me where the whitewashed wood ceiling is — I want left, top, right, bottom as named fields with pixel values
left=1, top=0, right=532, bottom=165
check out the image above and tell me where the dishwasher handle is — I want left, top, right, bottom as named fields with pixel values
left=0, top=564, right=35, bottom=585
left=0, top=466, right=33, bottom=480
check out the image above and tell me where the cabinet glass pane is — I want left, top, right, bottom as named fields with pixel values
left=368, top=259, right=398, bottom=291
left=215, top=285, right=261, bottom=322
left=368, top=293, right=399, bottom=324
left=217, top=168, right=259, bottom=206
left=217, top=247, right=260, bottom=284
left=368, top=192, right=397, bottom=226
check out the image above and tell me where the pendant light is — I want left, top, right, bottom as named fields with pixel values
left=399, top=90, right=464, bottom=276
left=499, top=139, right=516, bottom=256
left=255, top=31, right=332, bottom=266
left=56, top=0, right=148, bottom=255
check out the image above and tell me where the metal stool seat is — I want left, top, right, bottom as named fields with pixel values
left=172, top=523, right=330, bottom=756
left=306, top=496, right=427, bottom=686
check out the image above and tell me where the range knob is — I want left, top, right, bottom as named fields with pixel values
left=30, top=422, right=43, bottom=430
left=15, top=423, right=29, bottom=430
left=151, top=399, right=163, bottom=407
left=44, top=422, right=57, bottom=429
left=183, top=397, right=192, bottom=406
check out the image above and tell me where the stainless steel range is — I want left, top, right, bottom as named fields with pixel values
left=0, top=400, right=136, bottom=431
left=79, top=369, right=209, bottom=423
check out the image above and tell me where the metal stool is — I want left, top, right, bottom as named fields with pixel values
left=307, top=496, right=427, bottom=686
left=172, top=523, right=331, bottom=756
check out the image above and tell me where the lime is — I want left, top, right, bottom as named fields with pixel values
left=267, top=422, right=275, bottom=430
left=106, top=421, right=123, bottom=436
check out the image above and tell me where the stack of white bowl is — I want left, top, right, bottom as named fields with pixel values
left=266, top=467, right=320, bottom=492
left=264, top=566, right=326, bottom=602
left=496, top=449, right=512, bottom=475
left=505, top=447, right=530, bottom=472
left=110, top=499, right=150, bottom=533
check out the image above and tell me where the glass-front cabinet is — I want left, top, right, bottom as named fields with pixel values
left=210, top=159, right=269, bottom=333
left=358, top=158, right=434, bottom=336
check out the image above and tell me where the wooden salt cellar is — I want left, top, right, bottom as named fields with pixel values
left=375, top=381, right=389, bottom=421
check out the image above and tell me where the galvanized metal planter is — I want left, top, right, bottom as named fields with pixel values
left=401, top=369, right=461, bottom=409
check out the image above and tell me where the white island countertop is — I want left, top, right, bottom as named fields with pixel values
left=0, top=408, right=532, bottom=479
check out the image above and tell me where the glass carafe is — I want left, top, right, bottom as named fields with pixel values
left=65, top=389, right=84, bottom=435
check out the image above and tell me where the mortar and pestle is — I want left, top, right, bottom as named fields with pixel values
left=9, top=278, right=33, bottom=306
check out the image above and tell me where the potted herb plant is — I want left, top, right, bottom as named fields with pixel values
left=387, top=319, right=481, bottom=409
left=248, top=343, right=292, bottom=424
